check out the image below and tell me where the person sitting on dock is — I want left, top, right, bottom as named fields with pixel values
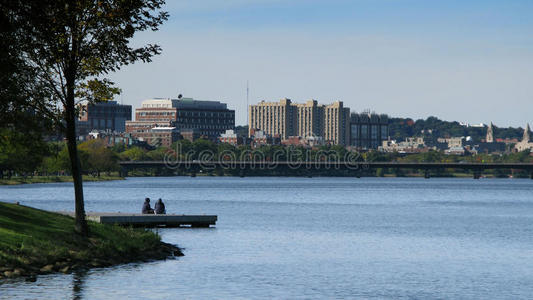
left=154, top=198, right=166, bottom=214
left=142, top=198, right=154, bottom=214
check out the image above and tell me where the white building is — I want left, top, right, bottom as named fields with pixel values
left=514, top=124, right=533, bottom=152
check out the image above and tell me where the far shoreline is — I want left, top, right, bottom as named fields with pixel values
left=1, top=173, right=530, bottom=186
left=0, top=175, right=124, bottom=186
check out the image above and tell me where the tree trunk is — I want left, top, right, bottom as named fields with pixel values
left=63, top=14, right=88, bottom=236
left=65, top=98, right=88, bottom=236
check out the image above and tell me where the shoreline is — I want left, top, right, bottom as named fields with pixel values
left=122, top=172, right=523, bottom=179
left=0, top=202, right=182, bottom=281
left=1, top=173, right=528, bottom=185
left=0, top=175, right=124, bottom=186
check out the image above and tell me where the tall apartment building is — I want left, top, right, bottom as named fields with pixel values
left=349, top=113, right=389, bottom=149
left=323, top=102, right=351, bottom=146
left=78, top=101, right=132, bottom=135
left=248, top=98, right=350, bottom=145
left=126, top=97, right=235, bottom=143
left=294, top=100, right=324, bottom=138
left=248, top=98, right=296, bottom=139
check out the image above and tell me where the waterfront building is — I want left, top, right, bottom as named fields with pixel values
left=248, top=98, right=350, bottom=145
left=78, top=101, right=132, bottom=135
left=126, top=97, right=235, bottom=142
left=349, top=113, right=389, bottom=149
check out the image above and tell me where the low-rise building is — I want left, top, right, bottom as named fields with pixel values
left=281, top=136, right=324, bottom=147
left=80, top=130, right=147, bottom=148
left=444, top=146, right=466, bottom=155
left=131, top=126, right=180, bottom=148
left=218, top=129, right=242, bottom=146
left=380, top=137, right=432, bottom=153
left=437, top=137, right=465, bottom=148
left=249, top=129, right=280, bottom=148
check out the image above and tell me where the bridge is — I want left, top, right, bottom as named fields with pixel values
left=118, top=161, right=533, bottom=179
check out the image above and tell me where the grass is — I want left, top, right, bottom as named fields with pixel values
left=0, top=202, right=181, bottom=278
left=0, top=175, right=124, bottom=185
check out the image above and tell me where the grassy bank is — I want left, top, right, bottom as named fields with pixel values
left=0, top=175, right=124, bottom=185
left=0, top=202, right=182, bottom=280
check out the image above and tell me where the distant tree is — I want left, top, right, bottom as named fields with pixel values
left=56, top=144, right=91, bottom=174
left=146, top=146, right=170, bottom=161
left=2, top=0, right=167, bottom=235
left=120, top=147, right=148, bottom=161
left=171, top=140, right=193, bottom=160
left=111, top=142, right=127, bottom=154
left=193, top=139, right=217, bottom=160
left=78, top=140, right=119, bottom=176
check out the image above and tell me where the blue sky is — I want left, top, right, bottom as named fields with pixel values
left=110, top=0, right=533, bottom=127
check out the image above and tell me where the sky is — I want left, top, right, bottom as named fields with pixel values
left=109, top=0, right=533, bottom=127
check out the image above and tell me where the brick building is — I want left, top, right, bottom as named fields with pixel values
left=126, top=97, right=235, bottom=145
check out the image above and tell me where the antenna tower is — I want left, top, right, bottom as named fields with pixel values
left=246, top=81, right=249, bottom=126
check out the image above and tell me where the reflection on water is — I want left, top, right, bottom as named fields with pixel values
left=1, top=177, right=533, bottom=299
left=72, top=270, right=87, bottom=300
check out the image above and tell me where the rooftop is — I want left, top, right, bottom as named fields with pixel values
left=141, top=97, right=228, bottom=110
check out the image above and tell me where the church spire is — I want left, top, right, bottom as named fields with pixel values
left=486, top=122, right=494, bottom=143
left=523, top=123, right=531, bottom=143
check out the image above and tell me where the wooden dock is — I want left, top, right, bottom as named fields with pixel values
left=58, top=212, right=217, bottom=228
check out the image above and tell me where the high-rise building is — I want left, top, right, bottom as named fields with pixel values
left=78, top=101, right=132, bottom=135
left=324, top=102, right=351, bottom=146
left=248, top=98, right=351, bottom=145
left=349, top=113, right=389, bottom=149
left=248, top=98, right=296, bottom=140
left=294, top=100, right=324, bottom=138
left=126, top=97, right=235, bottom=143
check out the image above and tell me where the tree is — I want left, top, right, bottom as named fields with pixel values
left=0, top=128, right=48, bottom=177
left=120, top=146, right=148, bottom=161
left=78, top=139, right=119, bottom=176
left=146, top=146, right=170, bottom=161
left=2, top=1, right=168, bottom=235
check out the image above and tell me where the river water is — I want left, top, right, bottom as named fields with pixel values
left=1, top=177, right=533, bottom=299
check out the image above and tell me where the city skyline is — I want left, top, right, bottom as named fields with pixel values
left=109, top=0, right=533, bottom=127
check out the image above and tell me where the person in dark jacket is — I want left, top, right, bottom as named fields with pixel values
left=142, top=198, right=154, bottom=214
left=154, top=198, right=166, bottom=214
